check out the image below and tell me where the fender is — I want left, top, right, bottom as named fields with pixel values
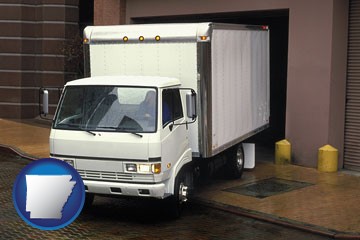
left=165, top=147, right=192, bottom=195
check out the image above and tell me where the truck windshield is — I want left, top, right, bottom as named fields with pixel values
left=54, top=86, right=157, bottom=133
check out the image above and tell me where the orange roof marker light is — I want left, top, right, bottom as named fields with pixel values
left=83, top=38, right=89, bottom=44
left=155, top=35, right=161, bottom=41
left=139, top=36, right=145, bottom=41
left=123, top=36, right=129, bottom=42
left=200, top=36, right=208, bottom=41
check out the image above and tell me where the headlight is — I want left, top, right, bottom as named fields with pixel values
left=126, top=163, right=137, bottom=172
left=138, top=164, right=151, bottom=173
left=125, top=163, right=161, bottom=174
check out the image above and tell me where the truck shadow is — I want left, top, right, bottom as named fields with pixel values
left=79, top=196, right=200, bottom=224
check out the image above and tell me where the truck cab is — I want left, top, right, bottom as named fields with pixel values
left=50, top=76, right=196, bottom=215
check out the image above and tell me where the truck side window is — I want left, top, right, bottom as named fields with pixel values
left=162, top=89, right=183, bottom=127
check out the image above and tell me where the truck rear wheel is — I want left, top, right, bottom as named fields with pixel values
left=226, top=144, right=245, bottom=179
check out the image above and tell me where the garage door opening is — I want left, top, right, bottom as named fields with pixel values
left=133, top=10, right=289, bottom=148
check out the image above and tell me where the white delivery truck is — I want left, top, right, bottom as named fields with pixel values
left=44, top=22, right=269, bottom=216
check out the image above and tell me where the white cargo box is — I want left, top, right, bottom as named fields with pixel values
left=84, top=22, right=269, bottom=158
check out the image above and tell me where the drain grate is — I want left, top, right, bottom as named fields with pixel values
left=223, top=178, right=313, bottom=199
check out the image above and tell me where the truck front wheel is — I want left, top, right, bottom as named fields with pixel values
left=84, top=193, right=94, bottom=209
left=167, top=170, right=189, bottom=218
left=226, top=144, right=245, bottom=179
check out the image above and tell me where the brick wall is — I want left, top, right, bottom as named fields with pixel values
left=0, top=0, right=80, bottom=118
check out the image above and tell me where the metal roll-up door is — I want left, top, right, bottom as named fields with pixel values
left=345, top=0, right=360, bottom=170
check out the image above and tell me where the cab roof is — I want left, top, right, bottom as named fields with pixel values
left=65, top=76, right=181, bottom=88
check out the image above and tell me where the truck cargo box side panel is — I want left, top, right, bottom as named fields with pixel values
left=211, top=29, right=269, bottom=155
left=90, top=43, right=196, bottom=79
left=89, top=42, right=200, bottom=154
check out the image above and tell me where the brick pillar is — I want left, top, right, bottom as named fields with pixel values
left=0, top=0, right=80, bottom=118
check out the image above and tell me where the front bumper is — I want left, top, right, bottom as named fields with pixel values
left=84, top=180, right=168, bottom=199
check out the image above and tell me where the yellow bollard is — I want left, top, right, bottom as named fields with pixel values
left=318, top=145, right=338, bottom=172
left=275, top=139, right=291, bottom=164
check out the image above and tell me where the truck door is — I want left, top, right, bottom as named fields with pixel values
left=160, top=89, right=190, bottom=176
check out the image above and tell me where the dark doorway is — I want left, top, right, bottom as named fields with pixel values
left=133, top=10, right=289, bottom=147
left=79, top=0, right=94, bottom=35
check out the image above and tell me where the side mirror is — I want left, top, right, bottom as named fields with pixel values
left=40, top=89, right=49, bottom=116
left=186, top=91, right=197, bottom=120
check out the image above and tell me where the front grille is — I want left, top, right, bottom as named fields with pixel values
left=77, top=169, right=154, bottom=183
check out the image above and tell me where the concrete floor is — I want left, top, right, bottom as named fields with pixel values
left=1, top=118, right=360, bottom=238
left=195, top=159, right=360, bottom=237
left=0, top=118, right=50, bottom=159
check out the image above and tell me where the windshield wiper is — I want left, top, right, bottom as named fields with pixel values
left=96, top=126, right=143, bottom=138
left=127, top=131, right=143, bottom=138
left=56, top=122, right=79, bottom=128
left=56, top=123, right=97, bottom=136
left=81, top=128, right=96, bottom=136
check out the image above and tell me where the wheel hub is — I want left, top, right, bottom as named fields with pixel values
left=179, top=182, right=188, bottom=203
left=236, top=148, right=244, bottom=169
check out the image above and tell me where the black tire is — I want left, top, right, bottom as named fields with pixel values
left=166, top=170, right=189, bottom=219
left=83, top=193, right=94, bottom=209
left=225, top=144, right=245, bottom=179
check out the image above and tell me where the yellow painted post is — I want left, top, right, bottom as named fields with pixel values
left=318, top=145, right=338, bottom=172
left=275, top=139, right=291, bottom=164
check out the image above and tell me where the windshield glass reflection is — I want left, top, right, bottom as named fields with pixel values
left=54, top=86, right=157, bottom=133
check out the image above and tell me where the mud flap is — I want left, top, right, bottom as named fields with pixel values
left=242, top=143, right=255, bottom=169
